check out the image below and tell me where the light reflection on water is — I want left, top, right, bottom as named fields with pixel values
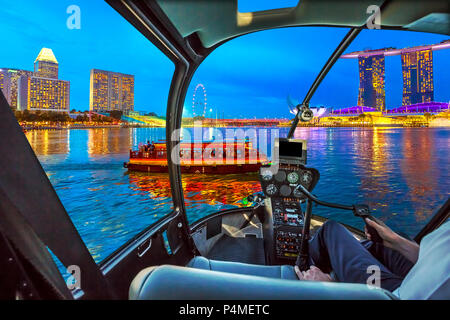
left=25, top=127, right=449, bottom=263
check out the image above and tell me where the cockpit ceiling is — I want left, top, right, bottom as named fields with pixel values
left=155, top=0, right=449, bottom=48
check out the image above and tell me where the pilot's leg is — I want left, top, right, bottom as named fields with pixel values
left=308, top=220, right=404, bottom=291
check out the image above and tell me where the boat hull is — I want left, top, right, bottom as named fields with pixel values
left=124, top=161, right=263, bottom=174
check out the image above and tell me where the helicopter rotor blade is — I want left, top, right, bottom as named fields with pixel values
left=287, top=94, right=300, bottom=114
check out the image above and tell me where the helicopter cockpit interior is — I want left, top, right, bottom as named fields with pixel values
left=0, top=0, right=449, bottom=303
left=127, top=137, right=398, bottom=300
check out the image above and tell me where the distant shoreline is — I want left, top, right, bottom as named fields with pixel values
left=21, top=123, right=449, bottom=131
left=22, top=124, right=164, bottom=131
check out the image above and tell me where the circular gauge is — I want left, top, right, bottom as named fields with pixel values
left=280, top=185, right=291, bottom=197
left=293, top=187, right=304, bottom=198
left=261, top=169, right=273, bottom=181
left=287, top=172, right=299, bottom=184
left=274, top=170, right=286, bottom=182
left=301, top=171, right=312, bottom=185
left=266, top=184, right=277, bottom=196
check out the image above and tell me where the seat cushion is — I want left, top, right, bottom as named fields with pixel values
left=129, top=264, right=396, bottom=300
left=187, top=256, right=298, bottom=280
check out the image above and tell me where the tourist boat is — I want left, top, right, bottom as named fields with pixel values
left=0, top=0, right=448, bottom=302
left=124, top=140, right=268, bottom=173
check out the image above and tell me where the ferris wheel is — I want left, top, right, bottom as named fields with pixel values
left=192, top=83, right=207, bottom=117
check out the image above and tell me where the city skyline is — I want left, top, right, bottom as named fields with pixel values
left=2, top=40, right=447, bottom=117
left=1, top=48, right=70, bottom=113
left=342, top=40, right=450, bottom=112
left=0, top=0, right=449, bottom=118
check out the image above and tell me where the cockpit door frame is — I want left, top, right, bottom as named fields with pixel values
left=414, top=198, right=450, bottom=243
left=106, top=0, right=226, bottom=239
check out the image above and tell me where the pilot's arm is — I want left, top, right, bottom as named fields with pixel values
left=365, top=218, right=419, bottom=264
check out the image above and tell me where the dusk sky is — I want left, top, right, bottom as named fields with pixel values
left=1, top=0, right=449, bottom=118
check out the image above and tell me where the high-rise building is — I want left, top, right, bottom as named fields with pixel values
left=18, top=76, right=70, bottom=112
left=90, top=69, right=134, bottom=113
left=34, top=48, right=59, bottom=79
left=0, top=68, right=35, bottom=109
left=10, top=48, right=71, bottom=112
left=0, top=69, right=8, bottom=101
left=357, top=54, right=385, bottom=111
left=341, top=41, right=446, bottom=110
left=401, top=49, right=434, bottom=105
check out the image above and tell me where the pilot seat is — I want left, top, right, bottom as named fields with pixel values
left=128, top=256, right=396, bottom=300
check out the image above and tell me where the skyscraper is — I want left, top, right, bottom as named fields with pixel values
left=341, top=41, right=446, bottom=110
left=90, top=69, right=134, bottom=113
left=401, top=49, right=434, bottom=105
left=357, top=54, right=385, bottom=111
left=34, top=48, right=59, bottom=79
left=0, top=68, right=34, bottom=109
left=0, top=69, right=8, bottom=101
left=11, top=48, right=71, bottom=112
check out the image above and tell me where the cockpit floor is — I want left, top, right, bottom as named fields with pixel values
left=206, top=234, right=266, bottom=265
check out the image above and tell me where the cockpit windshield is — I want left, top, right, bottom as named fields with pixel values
left=181, top=27, right=450, bottom=237
left=1, top=1, right=448, bottom=278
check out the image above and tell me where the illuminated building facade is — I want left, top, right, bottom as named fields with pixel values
left=11, top=48, right=71, bottom=112
left=342, top=41, right=446, bottom=111
left=401, top=49, right=434, bottom=105
left=0, top=68, right=34, bottom=109
left=34, top=48, right=59, bottom=79
left=90, top=69, right=134, bottom=113
left=357, top=55, right=385, bottom=111
left=0, top=69, right=8, bottom=101
left=18, top=76, right=70, bottom=112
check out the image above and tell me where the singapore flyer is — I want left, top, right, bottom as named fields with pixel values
left=192, top=83, right=207, bottom=117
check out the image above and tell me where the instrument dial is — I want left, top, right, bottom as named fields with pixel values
left=287, top=172, right=299, bottom=184
left=266, top=184, right=277, bottom=196
left=280, top=185, right=292, bottom=197
left=274, top=170, right=286, bottom=182
left=261, top=169, right=273, bottom=181
left=301, top=171, right=312, bottom=185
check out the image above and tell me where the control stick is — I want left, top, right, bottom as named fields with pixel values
left=296, top=199, right=312, bottom=272
left=353, top=205, right=383, bottom=243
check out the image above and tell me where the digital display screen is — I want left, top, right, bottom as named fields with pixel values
left=279, top=140, right=303, bottom=158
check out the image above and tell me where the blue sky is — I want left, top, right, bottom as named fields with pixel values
left=1, top=0, right=448, bottom=118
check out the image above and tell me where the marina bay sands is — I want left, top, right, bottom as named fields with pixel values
left=340, top=39, right=450, bottom=112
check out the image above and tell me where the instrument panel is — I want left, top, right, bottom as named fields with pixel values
left=259, top=164, right=319, bottom=200
left=259, top=163, right=319, bottom=261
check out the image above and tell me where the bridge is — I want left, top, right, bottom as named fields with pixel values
left=184, top=118, right=291, bottom=127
